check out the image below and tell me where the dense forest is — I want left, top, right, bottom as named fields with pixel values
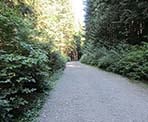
left=1, top=0, right=148, bottom=121
left=0, top=0, right=77, bottom=121
left=81, top=0, right=148, bottom=81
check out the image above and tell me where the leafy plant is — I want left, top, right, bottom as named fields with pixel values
left=0, top=0, right=71, bottom=121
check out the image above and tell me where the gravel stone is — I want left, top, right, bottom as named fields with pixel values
left=38, top=62, right=148, bottom=122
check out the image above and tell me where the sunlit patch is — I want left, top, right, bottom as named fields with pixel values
left=67, top=62, right=81, bottom=68
left=67, top=64, right=76, bottom=67
left=70, top=0, right=85, bottom=30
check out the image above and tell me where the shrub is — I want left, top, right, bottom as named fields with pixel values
left=108, top=43, right=148, bottom=80
left=98, top=50, right=121, bottom=69
left=0, top=43, right=52, bottom=121
left=81, top=42, right=148, bottom=81
left=80, top=47, right=108, bottom=66
left=0, top=2, right=66, bottom=121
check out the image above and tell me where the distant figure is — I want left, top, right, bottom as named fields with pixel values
left=68, top=51, right=78, bottom=61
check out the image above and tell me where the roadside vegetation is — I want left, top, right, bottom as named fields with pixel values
left=1, top=0, right=148, bottom=121
left=81, top=0, right=148, bottom=81
left=0, top=0, right=75, bottom=121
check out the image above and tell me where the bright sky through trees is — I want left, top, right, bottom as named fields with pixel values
left=70, top=0, right=85, bottom=30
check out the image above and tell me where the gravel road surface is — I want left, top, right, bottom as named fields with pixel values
left=38, top=62, right=148, bottom=122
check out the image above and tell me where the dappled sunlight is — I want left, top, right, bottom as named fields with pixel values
left=0, top=0, right=77, bottom=121
left=1, top=0, right=148, bottom=121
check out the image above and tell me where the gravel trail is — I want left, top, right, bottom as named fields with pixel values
left=38, top=62, right=148, bottom=122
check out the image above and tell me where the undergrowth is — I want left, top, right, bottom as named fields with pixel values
left=0, top=1, right=66, bottom=121
left=80, top=43, right=148, bottom=81
left=15, top=70, right=63, bottom=122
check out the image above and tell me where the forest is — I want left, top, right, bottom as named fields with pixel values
left=0, top=0, right=80, bottom=121
left=0, top=0, right=148, bottom=121
left=81, top=0, right=148, bottom=81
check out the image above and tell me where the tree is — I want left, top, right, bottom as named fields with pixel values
left=0, top=0, right=75, bottom=121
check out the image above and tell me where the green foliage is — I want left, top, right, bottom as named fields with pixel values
left=97, top=50, right=121, bottom=69
left=49, top=51, right=67, bottom=71
left=81, top=0, right=148, bottom=81
left=73, top=32, right=84, bottom=60
left=0, top=0, right=73, bottom=121
left=84, top=0, right=148, bottom=46
left=108, top=43, right=148, bottom=80
left=81, top=43, right=148, bottom=81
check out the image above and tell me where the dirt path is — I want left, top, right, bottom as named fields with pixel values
left=38, top=62, right=148, bottom=122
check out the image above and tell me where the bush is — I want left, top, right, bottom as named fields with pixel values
left=80, top=47, right=108, bottom=66
left=0, top=43, right=66, bottom=121
left=49, top=51, right=66, bottom=71
left=108, top=43, right=148, bottom=80
left=81, top=43, right=148, bottom=81
left=0, top=2, right=66, bottom=121
left=98, top=50, right=121, bottom=69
